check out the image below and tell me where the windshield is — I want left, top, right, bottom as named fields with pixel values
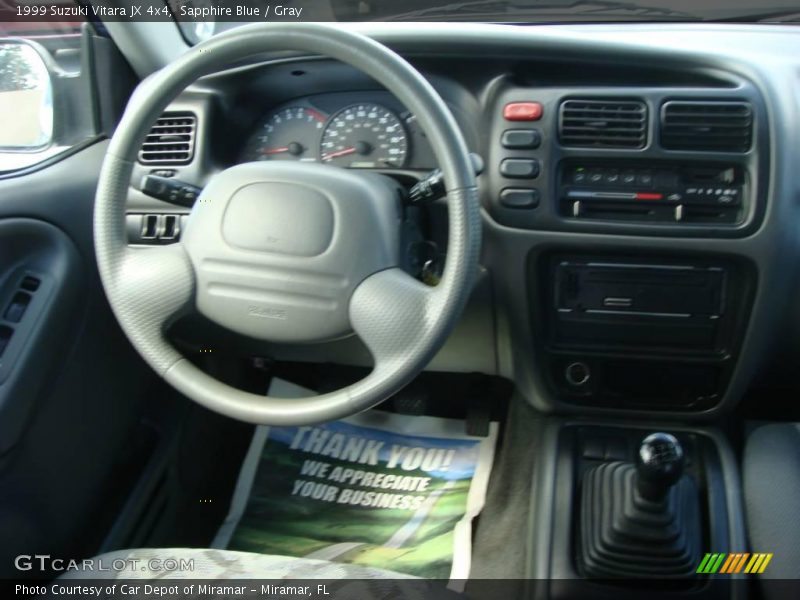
left=168, top=0, right=800, bottom=42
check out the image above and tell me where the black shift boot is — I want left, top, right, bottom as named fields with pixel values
left=578, top=433, right=702, bottom=578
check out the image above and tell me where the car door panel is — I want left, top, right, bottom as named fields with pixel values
left=0, top=141, right=162, bottom=576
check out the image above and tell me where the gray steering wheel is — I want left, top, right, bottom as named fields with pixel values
left=94, top=23, right=480, bottom=425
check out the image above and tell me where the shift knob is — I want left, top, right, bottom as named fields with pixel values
left=635, top=432, right=685, bottom=501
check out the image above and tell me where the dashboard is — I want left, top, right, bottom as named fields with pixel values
left=123, top=23, right=800, bottom=422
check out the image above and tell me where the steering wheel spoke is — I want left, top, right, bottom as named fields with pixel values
left=110, top=244, right=195, bottom=375
left=350, top=268, right=438, bottom=374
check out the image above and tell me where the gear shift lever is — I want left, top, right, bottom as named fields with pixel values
left=635, top=432, right=685, bottom=501
left=578, top=431, right=701, bottom=578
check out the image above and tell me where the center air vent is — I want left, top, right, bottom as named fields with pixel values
left=138, top=112, right=197, bottom=165
left=661, top=101, right=752, bottom=152
left=559, top=99, right=647, bottom=149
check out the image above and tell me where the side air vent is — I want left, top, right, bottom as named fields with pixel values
left=559, top=99, right=647, bottom=149
left=138, top=112, right=197, bottom=165
left=661, top=101, right=752, bottom=152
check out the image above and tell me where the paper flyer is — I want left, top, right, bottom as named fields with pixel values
left=214, top=379, right=498, bottom=582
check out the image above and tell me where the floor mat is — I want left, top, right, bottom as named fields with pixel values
left=213, top=379, right=498, bottom=582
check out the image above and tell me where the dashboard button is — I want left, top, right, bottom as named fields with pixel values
left=500, top=188, right=540, bottom=209
left=637, top=171, right=654, bottom=186
left=503, top=102, right=543, bottom=121
left=501, top=129, right=541, bottom=149
left=572, top=169, right=588, bottom=184
left=684, top=188, right=741, bottom=206
left=500, top=158, right=540, bottom=178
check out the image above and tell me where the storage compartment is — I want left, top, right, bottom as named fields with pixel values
left=550, top=356, right=721, bottom=409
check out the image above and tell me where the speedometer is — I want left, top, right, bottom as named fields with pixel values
left=240, top=106, right=326, bottom=163
left=320, top=103, right=408, bottom=168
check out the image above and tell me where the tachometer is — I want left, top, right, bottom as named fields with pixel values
left=241, top=106, right=326, bottom=162
left=320, top=103, right=408, bottom=168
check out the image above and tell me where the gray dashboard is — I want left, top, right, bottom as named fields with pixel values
left=124, top=23, right=800, bottom=421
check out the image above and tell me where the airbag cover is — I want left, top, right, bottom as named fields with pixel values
left=222, top=182, right=333, bottom=256
left=181, top=161, right=402, bottom=343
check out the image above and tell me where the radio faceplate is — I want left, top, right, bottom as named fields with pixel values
left=552, top=258, right=729, bottom=353
left=559, top=162, right=747, bottom=225
left=556, top=261, right=726, bottom=320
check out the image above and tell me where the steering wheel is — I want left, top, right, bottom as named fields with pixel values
left=94, top=23, right=480, bottom=425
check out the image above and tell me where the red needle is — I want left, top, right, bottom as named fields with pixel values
left=262, top=146, right=290, bottom=155
left=322, top=146, right=356, bottom=160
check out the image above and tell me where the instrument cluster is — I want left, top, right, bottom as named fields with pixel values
left=238, top=92, right=436, bottom=170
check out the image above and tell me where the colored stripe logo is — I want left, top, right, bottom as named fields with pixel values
left=696, top=553, right=773, bottom=574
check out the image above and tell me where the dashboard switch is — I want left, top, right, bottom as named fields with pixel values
left=500, top=188, right=540, bottom=209
left=501, top=129, right=541, bottom=149
left=503, top=102, right=543, bottom=121
left=500, top=158, right=540, bottom=179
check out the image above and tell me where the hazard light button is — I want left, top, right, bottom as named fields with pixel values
left=504, top=102, right=543, bottom=121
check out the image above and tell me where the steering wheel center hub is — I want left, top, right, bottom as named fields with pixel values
left=181, top=161, right=403, bottom=343
left=223, top=181, right=334, bottom=257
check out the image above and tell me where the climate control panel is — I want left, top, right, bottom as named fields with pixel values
left=559, top=162, right=746, bottom=225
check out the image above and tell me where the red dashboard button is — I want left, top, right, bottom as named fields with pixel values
left=504, top=102, right=543, bottom=121
left=635, top=192, right=664, bottom=201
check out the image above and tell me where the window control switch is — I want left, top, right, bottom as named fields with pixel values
left=4, top=292, right=31, bottom=323
left=20, top=276, right=40, bottom=292
left=0, top=325, right=11, bottom=358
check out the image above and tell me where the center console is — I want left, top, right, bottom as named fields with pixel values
left=484, top=76, right=766, bottom=416
left=478, top=63, right=767, bottom=600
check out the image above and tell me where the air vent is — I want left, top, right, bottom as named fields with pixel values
left=559, top=99, right=647, bottom=149
left=661, top=101, right=752, bottom=152
left=138, top=112, right=197, bottom=165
